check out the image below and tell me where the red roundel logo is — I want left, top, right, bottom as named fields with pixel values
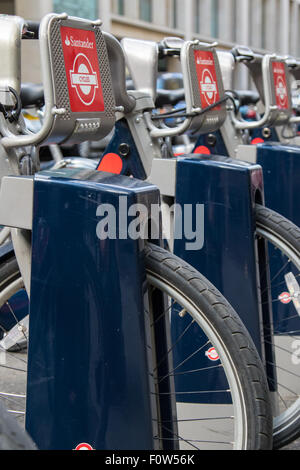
left=200, top=69, right=218, bottom=107
left=194, top=50, right=220, bottom=110
left=70, top=53, right=99, bottom=107
left=278, top=292, right=292, bottom=305
left=275, top=76, right=288, bottom=109
left=75, top=443, right=94, bottom=450
left=205, top=347, right=220, bottom=362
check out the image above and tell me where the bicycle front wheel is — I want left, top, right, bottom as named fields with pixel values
left=0, top=245, right=272, bottom=450
left=256, top=205, right=300, bottom=449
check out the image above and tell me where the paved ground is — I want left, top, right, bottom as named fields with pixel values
left=1, top=349, right=300, bottom=450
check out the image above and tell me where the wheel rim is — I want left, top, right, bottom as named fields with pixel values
left=147, top=272, right=248, bottom=450
left=0, top=270, right=249, bottom=450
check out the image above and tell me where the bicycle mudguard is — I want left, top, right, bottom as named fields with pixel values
left=26, top=168, right=169, bottom=450
left=170, top=155, right=276, bottom=402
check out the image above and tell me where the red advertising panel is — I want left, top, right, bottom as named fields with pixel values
left=272, top=61, right=289, bottom=110
left=194, top=50, right=220, bottom=109
left=60, top=26, right=105, bottom=113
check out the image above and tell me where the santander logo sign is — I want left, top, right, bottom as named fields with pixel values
left=60, top=26, right=105, bottom=113
left=194, top=50, right=220, bottom=110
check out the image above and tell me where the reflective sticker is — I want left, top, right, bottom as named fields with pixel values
left=205, top=347, right=220, bottom=362
left=251, top=137, right=265, bottom=145
left=60, top=27, right=105, bottom=113
left=272, top=62, right=289, bottom=110
left=292, top=340, right=300, bottom=366
left=194, top=50, right=220, bottom=109
left=278, top=292, right=292, bottom=305
left=193, top=145, right=211, bottom=155
left=97, top=153, right=123, bottom=174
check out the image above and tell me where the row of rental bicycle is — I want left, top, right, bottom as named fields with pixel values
left=0, top=12, right=300, bottom=451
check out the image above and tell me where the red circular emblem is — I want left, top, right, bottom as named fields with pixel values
left=70, top=53, right=99, bottom=106
left=205, top=347, right=220, bottom=362
left=278, top=292, right=292, bottom=305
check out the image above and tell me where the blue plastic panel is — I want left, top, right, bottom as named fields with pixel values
left=26, top=169, right=161, bottom=450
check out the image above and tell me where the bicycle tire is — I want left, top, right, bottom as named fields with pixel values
left=0, top=245, right=273, bottom=450
left=255, top=204, right=300, bottom=449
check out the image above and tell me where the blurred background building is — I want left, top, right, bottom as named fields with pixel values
left=1, top=0, right=300, bottom=87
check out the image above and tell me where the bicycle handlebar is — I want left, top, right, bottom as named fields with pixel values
left=155, top=89, right=185, bottom=108
left=158, top=37, right=184, bottom=59
left=231, top=46, right=263, bottom=64
left=230, top=105, right=278, bottom=130
left=148, top=38, right=220, bottom=138
left=227, top=50, right=281, bottom=130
